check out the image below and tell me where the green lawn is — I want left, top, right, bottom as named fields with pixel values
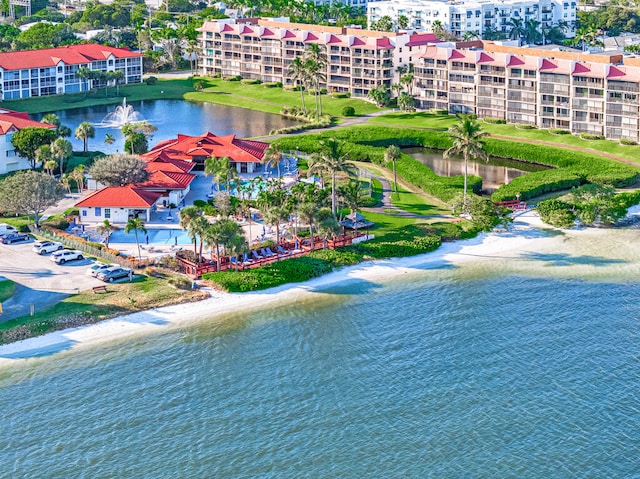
left=389, top=186, right=450, bottom=215
left=369, top=112, right=640, bottom=164
left=0, top=280, right=15, bottom=304
left=185, top=78, right=382, bottom=117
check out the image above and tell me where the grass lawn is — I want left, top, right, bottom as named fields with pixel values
left=369, top=112, right=640, bottom=164
left=0, top=274, right=207, bottom=335
left=0, top=280, right=15, bottom=304
left=186, top=78, right=381, bottom=117
left=388, top=186, right=450, bottom=216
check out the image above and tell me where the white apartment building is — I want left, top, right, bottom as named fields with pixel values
left=413, top=42, right=640, bottom=141
left=367, top=0, right=576, bottom=38
left=0, top=110, right=56, bottom=174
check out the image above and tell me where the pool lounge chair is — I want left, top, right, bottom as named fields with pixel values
left=242, top=253, right=253, bottom=264
left=266, top=247, right=277, bottom=257
left=251, top=250, right=263, bottom=260
left=277, top=245, right=291, bottom=255
left=261, top=248, right=274, bottom=258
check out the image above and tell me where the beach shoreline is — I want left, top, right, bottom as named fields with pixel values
left=0, top=210, right=614, bottom=364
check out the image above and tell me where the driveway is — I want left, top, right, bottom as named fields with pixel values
left=0, top=238, right=106, bottom=321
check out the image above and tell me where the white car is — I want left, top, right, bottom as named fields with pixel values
left=86, top=263, right=119, bottom=277
left=32, top=241, right=64, bottom=255
left=50, top=249, right=84, bottom=264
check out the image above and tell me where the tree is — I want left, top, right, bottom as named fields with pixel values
left=305, top=43, right=327, bottom=118
left=12, top=127, right=58, bottom=169
left=70, top=165, right=87, bottom=193
left=105, top=133, right=116, bottom=146
left=263, top=143, right=283, bottom=178
left=297, top=201, right=320, bottom=250
left=288, top=56, right=308, bottom=116
left=508, top=17, right=525, bottom=42
left=0, top=171, right=64, bottom=226
left=367, top=84, right=390, bottom=107
left=187, top=215, right=210, bottom=262
left=444, top=114, right=489, bottom=207
left=97, top=219, right=119, bottom=249
left=309, top=138, right=357, bottom=216
left=339, top=180, right=365, bottom=235
left=125, top=217, right=147, bottom=266
left=50, top=138, right=73, bottom=175
left=384, top=145, right=401, bottom=194
left=36, top=145, right=54, bottom=175
left=204, top=156, right=228, bottom=192
left=75, top=122, right=95, bottom=152
left=44, top=159, right=59, bottom=177
left=121, top=121, right=157, bottom=154
left=76, top=66, right=92, bottom=95
left=41, top=113, right=71, bottom=138
left=397, top=14, right=409, bottom=30
left=179, top=205, right=203, bottom=254
left=397, top=91, right=415, bottom=111
left=259, top=186, right=290, bottom=246
left=449, top=194, right=505, bottom=231
left=89, top=154, right=150, bottom=187
left=371, top=15, right=393, bottom=32
left=524, top=19, right=542, bottom=44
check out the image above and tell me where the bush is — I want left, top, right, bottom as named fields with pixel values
left=620, top=137, right=637, bottom=146
left=341, top=106, right=355, bottom=117
left=515, top=123, right=537, bottom=130
left=483, top=117, right=506, bottom=124
left=580, top=132, right=605, bottom=140
left=549, top=128, right=571, bottom=135
left=240, top=78, right=261, bottom=85
left=536, top=199, right=576, bottom=227
left=41, top=218, right=70, bottom=230
left=222, top=75, right=242, bottom=81
left=145, top=76, right=158, bottom=85
left=332, top=92, right=350, bottom=99
left=193, top=199, right=207, bottom=208
left=265, top=82, right=282, bottom=88
left=18, top=225, right=31, bottom=233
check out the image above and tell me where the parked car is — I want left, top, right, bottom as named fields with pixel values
left=86, top=263, right=120, bottom=277
left=0, top=233, right=30, bottom=244
left=32, top=241, right=64, bottom=255
left=0, top=223, right=18, bottom=236
left=50, top=249, right=84, bottom=264
left=96, top=267, right=132, bottom=283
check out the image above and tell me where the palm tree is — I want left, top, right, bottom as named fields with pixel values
left=397, top=92, right=415, bottom=111
left=188, top=215, right=210, bottom=262
left=305, top=43, right=327, bottom=118
left=97, top=219, right=119, bottom=249
left=524, top=19, right=541, bottom=44
left=60, top=173, right=72, bottom=194
left=288, top=56, right=308, bottom=116
left=384, top=145, right=401, bottom=194
left=70, top=165, right=86, bottom=193
left=35, top=144, right=53, bottom=171
left=227, top=233, right=249, bottom=271
left=44, top=159, right=58, bottom=176
left=309, top=138, right=357, bottom=216
left=204, top=156, right=228, bottom=193
left=105, top=133, right=115, bottom=146
left=400, top=72, right=414, bottom=95
left=125, top=217, right=146, bottom=266
left=339, top=180, right=365, bottom=235
left=444, top=114, right=489, bottom=207
left=75, top=122, right=95, bottom=152
left=297, top=201, right=319, bottom=250
left=76, top=66, right=91, bottom=95
left=50, top=138, right=72, bottom=175
left=179, top=205, right=203, bottom=254
left=507, top=17, right=525, bottom=42
left=263, top=143, right=283, bottom=178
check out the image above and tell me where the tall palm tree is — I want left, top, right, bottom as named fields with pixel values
left=97, top=219, right=119, bottom=249
left=444, top=114, right=489, bottom=207
left=50, top=138, right=72, bottom=176
left=125, top=217, right=146, bottom=266
left=76, top=66, right=91, bottom=95
left=339, top=180, right=365, bottom=235
left=263, top=143, right=283, bottom=178
left=44, top=159, right=58, bottom=176
left=70, top=165, right=86, bottom=193
left=507, top=17, right=525, bottom=42
left=384, top=145, right=401, bottom=194
left=305, top=43, right=327, bottom=118
left=297, top=201, right=319, bottom=250
left=288, top=56, right=308, bottom=116
left=524, top=19, right=541, bottom=44
left=309, top=138, right=357, bottom=216
left=188, top=215, right=210, bottom=262
left=227, top=233, right=249, bottom=271
left=75, top=122, right=95, bottom=152
left=179, top=205, right=203, bottom=254
left=204, top=156, right=228, bottom=193
left=105, top=133, right=116, bottom=146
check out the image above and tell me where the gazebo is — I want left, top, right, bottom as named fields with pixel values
left=339, top=212, right=374, bottom=231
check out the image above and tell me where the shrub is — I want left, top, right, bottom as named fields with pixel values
left=145, top=76, right=158, bottom=85
left=265, top=82, right=282, bottom=88
left=64, top=207, right=80, bottom=216
left=41, top=218, right=70, bottom=230
left=620, top=137, right=637, bottom=146
left=18, top=225, right=31, bottom=233
left=579, top=132, right=605, bottom=140
left=483, top=117, right=506, bottom=124
left=332, top=92, right=350, bottom=99
left=193, top=79, right=206, bottom=91
left=536, top=199, right=576, bottom=227
left=87, top=241, right=104, bottom=250
left=193, top=199, right=207, bottom=208
left=549, top=128, right=571, bottom=135
left=515, top=123, right=537, bottom=130
left=222, top=75, right=242, bottom=81
left=341, top=106, right=355, bottom=116
left=240, top=78, right=261, bottom=85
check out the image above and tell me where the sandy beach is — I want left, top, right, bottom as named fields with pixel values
left=1, top=210, right=637, bottom=364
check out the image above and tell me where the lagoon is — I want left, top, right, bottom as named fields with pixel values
left=1, top=215, right=639, bottom=478
left=35, top=99, right=298, bottom=154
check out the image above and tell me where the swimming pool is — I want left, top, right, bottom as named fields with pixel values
left=106, top=228, right=192, bottom=245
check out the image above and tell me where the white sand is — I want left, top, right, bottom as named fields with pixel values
left=0, top=211, right=628, bottom=363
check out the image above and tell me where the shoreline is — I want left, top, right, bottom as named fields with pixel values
left=0, top=210, right=629, bottom=363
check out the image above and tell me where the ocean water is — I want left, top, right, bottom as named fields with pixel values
left=1, top=220, right=640, bottom=478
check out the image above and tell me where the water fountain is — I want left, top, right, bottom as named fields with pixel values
left=101, top=97, right=144, bottom=126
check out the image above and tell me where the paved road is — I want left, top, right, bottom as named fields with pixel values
left=0, top=239, right=105, bottom=321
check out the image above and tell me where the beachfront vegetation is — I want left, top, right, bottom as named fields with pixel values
left=0, top=275, right=209, bottom=345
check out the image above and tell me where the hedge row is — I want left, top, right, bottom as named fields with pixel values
left=273, top=125, right=639, bottom=203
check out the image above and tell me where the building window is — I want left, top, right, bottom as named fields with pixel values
left=82, top=210, right=87, bottom=217
left=104, top=208, right=111, bottom=219
left=95, top=207, right=102, bottom=216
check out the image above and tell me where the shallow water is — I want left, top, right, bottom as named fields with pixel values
left=1, top=218, right=639, bottom=478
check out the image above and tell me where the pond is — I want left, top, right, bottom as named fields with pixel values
left=405, top=148, right=549, bottom=193
left=35, top=99, right=298, bottom=154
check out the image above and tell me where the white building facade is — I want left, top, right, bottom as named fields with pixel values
left=367, top=0, right=576, bottom=38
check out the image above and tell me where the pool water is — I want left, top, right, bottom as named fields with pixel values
left=107, top=228, right=192, bottom=245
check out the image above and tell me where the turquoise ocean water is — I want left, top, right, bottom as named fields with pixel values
left=1, top=222, right=639, bottom=478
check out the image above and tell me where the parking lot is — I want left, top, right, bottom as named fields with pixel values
left=0, top=238, right=107, bottom=320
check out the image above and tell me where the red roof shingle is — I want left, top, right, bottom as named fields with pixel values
left=76, top=186, right=162, bottom=208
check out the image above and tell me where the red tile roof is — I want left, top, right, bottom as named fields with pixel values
left=138, top=170, right=195, bottom=190
left=0, top=44, right=142, bottom=71
left=405, top=33, right=439, bottom=47
left=261, top=27, right=275, bottom=37
left=76, top=186, right=162, bottom=208
left=0, top=109, right=56, bottom=135
left=144, top=158, right=194, bottom=173
left=144, top=132, right=268, bottom=164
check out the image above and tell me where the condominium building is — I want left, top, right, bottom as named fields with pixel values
left=0, top=44, right=143, bottom=100
left=367, top=0, right=576, bottom=38
left=198, top=18, right=437, bottom=98
left=414, top=42, right=640, bottom=141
